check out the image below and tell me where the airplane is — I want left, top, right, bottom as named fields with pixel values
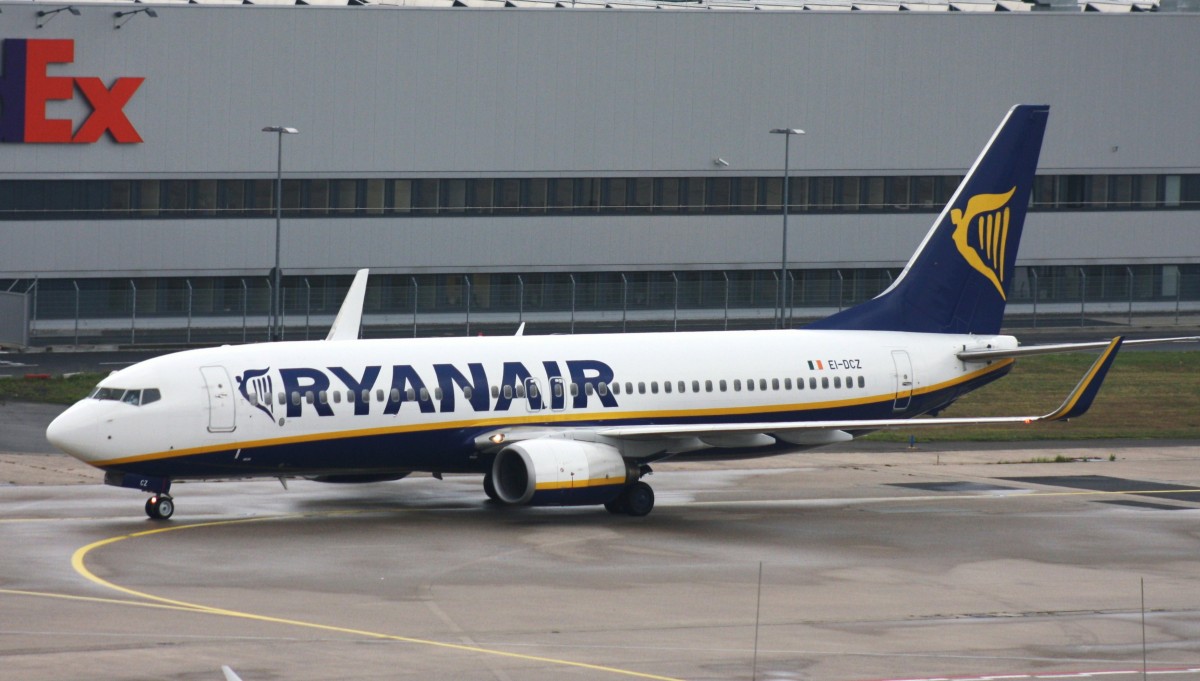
left=44, top=104, right=1197, bottom=520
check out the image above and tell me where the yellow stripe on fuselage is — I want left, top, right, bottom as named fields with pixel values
left=91, top=359, right=1013, bottom=469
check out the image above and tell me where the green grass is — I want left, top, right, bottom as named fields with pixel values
left=3, top=351, right=1199, bottom=441
left=867, top=351, right=1200, bottom=442
left=0, top=372, right=103, bottom=405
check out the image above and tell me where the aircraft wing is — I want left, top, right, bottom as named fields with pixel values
left=325, top=269, right=370, bottom=341
left=600, top=336, right=1122, bottom=441
left=476, top=337, right=1124, bottom=453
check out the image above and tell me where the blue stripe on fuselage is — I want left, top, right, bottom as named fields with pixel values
left=99, top=364, right=1008, bottom=480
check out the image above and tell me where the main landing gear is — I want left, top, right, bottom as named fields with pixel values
left=145, top=494, right=175, bottom=520
left=605, top=481, right=655, bottom=517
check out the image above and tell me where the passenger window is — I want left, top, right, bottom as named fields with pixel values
left=318, top=391, right=328, bottom=404
left=360, top=389, right=369, bottom=403
left=434, top=387, right=444, bottom=401
left=821, top=377, right=829, bottom=389
left=346, top=390, right=354, bottom=403
left=570, top=383, right=579, bottom=397
left=419, top=387, right=430, bottom=402
left=611, top=382, right=620, bottom=395
left=625, top=382, right=633, bottom=394
left=858, top=376, right=865, bottom=388
left=733, top=380, right=741, bottom=391
left=747, top=379, right=755, bottom=392
left=772, top=378, right=780, bottom=390
left=784, top=378, right=792, bottom=390
left=142, top=388, right=161, bottom=405
left=122, top=390, right=141, bottom=406
left=796, top=378, right=804, bottom=390
left=305, top=391, right=314, bottom=404
left=376, top=389, right=385, bottom=402
left=845, top=376, right=853, bottom=389
left=463, top=386, right=473, bottom=400
left=554, top=383, right=564, bottom=398
left=291, top=392, right=301, bottom=406
left=719, top=380, right=727, bottom=392
left=491, top=385, right=500, bottom=399
left=651, top=382, right=659, bottom=394
left=692, top=380, right=700, bottom=393
left=391, top=388, right=401, bottom=402
left=598, top=382, right=608, bottom=397
left=638, top=382, right=646, bottom=395
left=278, top=392, right=286, bottom=405
left=404, top=388, right=415, bottom=401
left=585, top=383, right=594, bottom=396
left=834, top=377, right=841, bottom=389
left=760, top=379, right=768, bottom=391
left=664, top=382, right=672, bottom=394
left=502, top=385, right=513, bottom=399
left=678, top=381, right=686, bottom=393
left=705, top=380, right=713, bottom=392
left=528, top=384, right=539, bottom=399
left=516, top=383, right=526, bottom=398
left=809, top=377, right=817, bottom=390
left=332, top=391, right=341, bottom=404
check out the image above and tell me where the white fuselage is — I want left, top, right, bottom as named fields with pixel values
left=47, top=329, right=1016, bottom=478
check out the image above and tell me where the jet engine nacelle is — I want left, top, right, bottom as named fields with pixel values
left=492, top=440, right=632, bottom=507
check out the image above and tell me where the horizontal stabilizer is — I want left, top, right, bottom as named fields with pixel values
left=958, top=335, right=1196, bottom=362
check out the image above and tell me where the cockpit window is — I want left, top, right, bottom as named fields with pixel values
left=91, top=387, right=127, bottom=401
left=90, top=387, right=161, bottom=406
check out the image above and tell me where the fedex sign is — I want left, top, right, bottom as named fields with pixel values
left=0, top=39, right=144, bottom=144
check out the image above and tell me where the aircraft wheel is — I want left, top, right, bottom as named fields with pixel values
left=603, top=495, right=627, bottom=515
left=482, top=474, right=499, bottom=502
left=145, top=495, right=174, bottom=520
left=622, top=482, right=654, bottom=517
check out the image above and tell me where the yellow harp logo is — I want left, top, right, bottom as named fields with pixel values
left=951, top=187, right=1016, bottom=300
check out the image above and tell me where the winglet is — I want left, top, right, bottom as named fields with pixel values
left=1043, top=336, right=1123, bottom=421
left=221, top=666, right=245, bottom=681
left=515, top=322, right=525, bottom=337
left=325, top=269, right=369, bottom=341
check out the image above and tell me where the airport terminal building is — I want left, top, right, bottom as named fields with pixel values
left=1, top=0, right=1198, bottom=344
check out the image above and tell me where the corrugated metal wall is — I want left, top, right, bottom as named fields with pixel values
left=1, top=5, right=1197, bottom=277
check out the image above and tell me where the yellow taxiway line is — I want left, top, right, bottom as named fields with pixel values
left=69, top=514, right=686, bottom=681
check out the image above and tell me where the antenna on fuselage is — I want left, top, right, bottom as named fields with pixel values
left=325, top=269, right=370, bottom=341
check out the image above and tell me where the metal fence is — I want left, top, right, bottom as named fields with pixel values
left=18, top=268, right=1200, bottom=348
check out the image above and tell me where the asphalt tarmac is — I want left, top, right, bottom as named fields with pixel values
left=2, top=439, right=1200, bottom=681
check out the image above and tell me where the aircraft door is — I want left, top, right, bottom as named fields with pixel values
left=200, top=366, right=237, bottom=433
left=891, top=351, right=914, bottom=412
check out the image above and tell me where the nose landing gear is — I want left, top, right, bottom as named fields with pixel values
left=145, top=494, right=175, bottom=520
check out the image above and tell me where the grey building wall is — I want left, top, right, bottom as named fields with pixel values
left=6, top=211, right=1196, bottom=279
left=1, top=5, right=1198, bottom=278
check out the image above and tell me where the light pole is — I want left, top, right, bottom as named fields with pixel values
left=262, top=126, right=299, bottom=341
left=770, top=127, right=804, bottom=328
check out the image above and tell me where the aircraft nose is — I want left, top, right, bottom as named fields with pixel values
left=46, top=406, right=97, bottom=462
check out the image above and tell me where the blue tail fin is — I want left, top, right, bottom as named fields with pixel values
left=809, top=104, right=1050, bottom=335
